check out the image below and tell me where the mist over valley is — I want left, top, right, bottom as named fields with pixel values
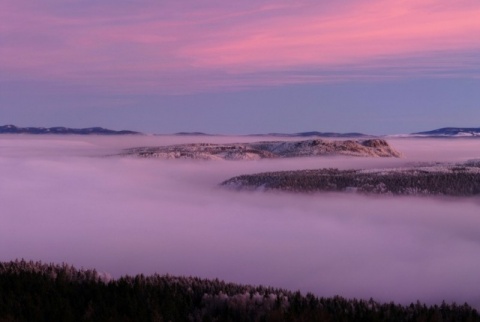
left=1, top=135, right=480, bottom=311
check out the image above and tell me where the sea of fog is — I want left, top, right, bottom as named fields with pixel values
left=1, top=135, right=480, bottom=309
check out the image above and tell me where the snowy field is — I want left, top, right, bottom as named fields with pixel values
left=1, top=135, right=480, bottom=309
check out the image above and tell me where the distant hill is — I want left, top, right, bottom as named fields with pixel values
left=250, top=131, right=369, bottom=138
left=170, top=131, right=370, bottom=137
left=173, top=132, right=212, bottom=136
left=0, top=124, right=141, bottom=135
left=412, top=127, right=480, bottom=137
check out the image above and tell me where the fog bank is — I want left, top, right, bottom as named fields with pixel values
left=1, top=135, right=480, bottom=309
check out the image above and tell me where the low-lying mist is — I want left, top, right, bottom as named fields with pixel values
left=1, top=135, right=480, bottom=309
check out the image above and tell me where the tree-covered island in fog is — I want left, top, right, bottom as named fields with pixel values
left=222, top=160, right=480, bottom=196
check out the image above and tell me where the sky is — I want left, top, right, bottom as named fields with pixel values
left=1, top=0, right=480, bottom=135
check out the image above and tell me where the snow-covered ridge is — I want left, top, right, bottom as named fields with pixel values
left=410, top=127, right=480, bottom=137
left=120, top=139, right=401, bottom=160
left=222, top=160, right=480, bottom=196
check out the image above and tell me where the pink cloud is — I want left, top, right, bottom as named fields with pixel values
left=1, top=0, right=479, bottom=93
left=184, top=0, right=480, bottom=69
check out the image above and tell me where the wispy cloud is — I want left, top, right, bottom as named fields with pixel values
left=1, top=0, right=479, bottom=93
left=183, top=1, right=480, bottom=67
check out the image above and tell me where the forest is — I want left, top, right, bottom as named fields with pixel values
left=1, top=260, right=479, bottom=321
left=222, top=162, right=480, bottom=196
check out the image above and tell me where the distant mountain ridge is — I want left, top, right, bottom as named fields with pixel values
left=412, top=127, right=480, bottom=137
left=0, top=125, right=369, bottom=137
left=172, top=131, right=370, bottom=137
left=0, top=124, right=140, bottom=135
left=173, top=132, right=212, bottom=136
left=6, top=124, right=479, bottom=137
left=250, top=131, right=369, bottom=138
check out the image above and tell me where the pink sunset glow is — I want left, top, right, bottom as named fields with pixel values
left=1, top=0, right=479, bottom=93
left=2, top=1, right=480, bottom=312
left=185, top=1, right=480, bottom=69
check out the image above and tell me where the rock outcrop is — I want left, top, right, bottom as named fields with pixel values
left=121, top=139, right=401, bottom=160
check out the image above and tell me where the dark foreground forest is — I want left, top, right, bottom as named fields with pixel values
left=1, top=260, right=479, bottom=322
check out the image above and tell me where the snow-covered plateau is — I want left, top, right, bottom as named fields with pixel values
left=120, top=138, right=401, bottom=160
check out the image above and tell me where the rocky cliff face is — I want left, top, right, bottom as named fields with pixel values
left=121, top=139, right=401, bottom=160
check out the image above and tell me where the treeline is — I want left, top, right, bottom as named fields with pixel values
left=222, top=166, right=480, bottom=196
left=1, top=260, right=479, bottom=321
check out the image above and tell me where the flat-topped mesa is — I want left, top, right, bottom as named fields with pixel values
left=121, top=139, right=401, bottom=160
left=332, top=139, right=401, bottom=157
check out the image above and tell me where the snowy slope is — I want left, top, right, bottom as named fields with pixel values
left=121, top=139, right=401, bottom=160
